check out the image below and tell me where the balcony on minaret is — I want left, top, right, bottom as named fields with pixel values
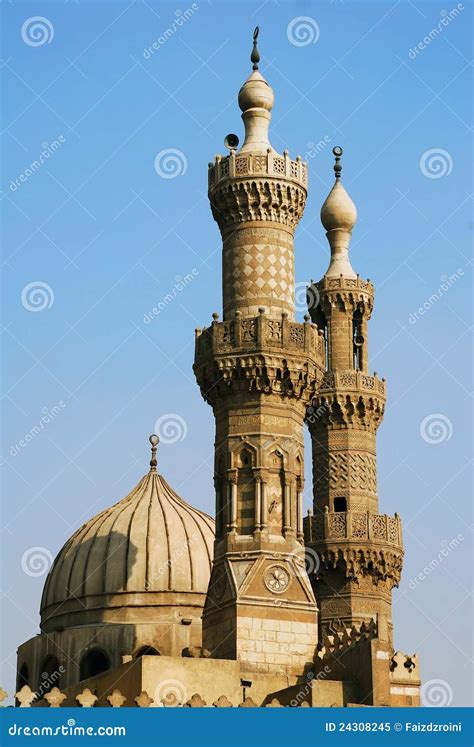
left=194, top=308, right=326, bottom=406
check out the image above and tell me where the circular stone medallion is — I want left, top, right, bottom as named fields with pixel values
left=264, top=564, right=290, bottom=594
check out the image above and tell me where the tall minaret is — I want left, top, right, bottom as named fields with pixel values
left=304, top=148, right=404, bottom=645
left=194, top=30, right=325, bottom=675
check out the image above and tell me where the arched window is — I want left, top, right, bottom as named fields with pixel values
left=38, top=655, right=61, bottom=696
left=17, top=663, right=29, bottom=690
left=79, top=649, right=110, bottom=681
left=135, top=646, right=160, bottom=658
left=334, top=496, right=347, bottom=513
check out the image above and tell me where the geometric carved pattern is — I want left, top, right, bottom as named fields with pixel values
left=326, top=452, right=377, bottom=494
left=387, top=517, right=399, bottom=544
left=329, top=453, right=349, bottom=489
left=223, top=240, right=293, bottom=310
left=352, top=513, right=367, bottom=538
left=305, top=511, right=402, bottom=547
left=370, top=513, right=386, bottom=539
left=209, top=152, right=307, bottom=189
left=328, top=512, right=346, bottom=537
left=351, top=453, right=377, bottom=493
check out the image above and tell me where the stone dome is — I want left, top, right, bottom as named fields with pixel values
left=40, top=468, right=215, bottom=632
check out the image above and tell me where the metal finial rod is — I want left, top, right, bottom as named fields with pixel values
left=251, top=26, right=260, bottom=70
left=333, top=146, right=343, bottom=180
left=149, top=434, right=159, bottom=472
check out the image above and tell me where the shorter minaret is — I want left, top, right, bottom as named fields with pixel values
left=304, top=149, right=404, bottom=645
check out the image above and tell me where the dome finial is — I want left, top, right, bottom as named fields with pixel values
left=149, top=434, right=159, bottom=472
left=333, top=146, right=343, bottom=180
left=251, top=26, right=260, bottom=70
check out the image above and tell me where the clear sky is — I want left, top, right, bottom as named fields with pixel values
left=1, top=0, right=472, bottom=706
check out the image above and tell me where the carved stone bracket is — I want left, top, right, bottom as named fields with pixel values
left=306, top=382, right=386, bottom=432
left=310, top=275, right=374, bottom=312
left=312, top=543, right=404, bottom=587
left=195, top=314, right=325, bottom=406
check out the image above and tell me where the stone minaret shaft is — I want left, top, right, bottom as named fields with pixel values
left=194, top=35, right=325, bottom=675
left=304, top=149, right=404, bottom=645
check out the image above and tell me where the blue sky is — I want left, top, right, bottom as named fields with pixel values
left=1, top=0, right=472, bottom=706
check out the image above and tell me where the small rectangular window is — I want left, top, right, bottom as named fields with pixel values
left=334, top=496, right=347, bottom=512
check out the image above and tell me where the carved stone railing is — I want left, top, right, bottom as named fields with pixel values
left=315, top=275, right=374, bottom=294
left=306, top=510, right=402, bottom=548
left=195, top=312, right=325, bottom=364
left=308, top=275, right=375, bottom=318
left=208, top=150, right=307, bottom=190
left=319, top=371, right=386, bottom=397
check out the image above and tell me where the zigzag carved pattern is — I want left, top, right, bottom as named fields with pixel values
left=323, top=453, right=377, bottom=494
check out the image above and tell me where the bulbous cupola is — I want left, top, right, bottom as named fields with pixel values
left=320, top=146, right=357, bottom=278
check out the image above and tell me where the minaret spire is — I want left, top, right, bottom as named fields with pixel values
left=237, top=27, right=275, bottom=154
left=321, top=146, right=357, bottom=279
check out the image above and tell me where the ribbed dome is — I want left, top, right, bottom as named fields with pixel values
left=40, top=470, right=214, bottom=631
